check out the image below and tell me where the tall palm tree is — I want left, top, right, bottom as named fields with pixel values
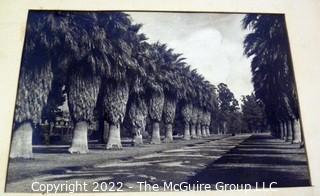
left=160, top=48, right=186, bottom=143
left=190, top=69, right=206, bottom=138
left=66, top=12, right=110, bottom=153
left=201, top=80, right=217, bottom=136
left=181, top=103, right=193, bottom=139
left=178, top=65, right=196, bottom=140
left=143, top=42, right=168, bottom=144
left=10, top=11, right=74, bottom=158
left=97, top=12, right=143, bottom=149
left=147, top=84, right=164, bottom=144
left=127, top=94, right=148, bottom=145
left=126, top=33, right=149, bottom=146
left=196, top=109, right=204, bottom=137
left=204, top=111, right=212, bottom=136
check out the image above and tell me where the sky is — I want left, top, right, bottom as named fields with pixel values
left=127, top=12, right=253, bottom=101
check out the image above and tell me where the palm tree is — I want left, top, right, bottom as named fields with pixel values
left=127, top=94, right=148, bottom=145
left=204, top=111, right=212, bottom=136
left=181, top=103, right=193, bottom=139
left=147, top=85, right=164, bottom=144
left=160, top=48, right=186, bottom=143
left=143, top=42, right=168, bottom=144
left=178, top=65, right=196, bottom=140
left=202, top=81, right=218, bottom=136
left=67, top=73, right=101, bottom=153
left=103, top=80, right=129, bottom=149
left=197, top=108, right=206, bottom=137
left=97, top=12, right=143, bottom=149
left=186, top=70, right=198, bottom=139
left=190, top=69, right=208, bottom=138
left=191, top=105, right=199, bottom=139
left=66, top=12, right=109, bottom=153
left=9, top=11, right=74, bottom=158
left=126, top=33, right=149, bottom=146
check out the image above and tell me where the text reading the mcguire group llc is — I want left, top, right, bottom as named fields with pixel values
left=31, top=180, right=278, bottom=193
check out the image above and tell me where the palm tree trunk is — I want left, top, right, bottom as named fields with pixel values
left=133, top=127, right=143, bottom=146
left=286, top=120, right=293, bottom=142
left=68, top=74, right=101, bottom=154
left=133, top=135, right=143, bottom=146
left=148, top=91, right=164, bottom=144
left=163, top=123, right=173, bottom=143
left=190, top=124, right=197, bottom=138
left=277, top=123, right=281, bottom=138
left=181, top=103, right=192, bottom=140
left=104, top=81, right=129, bottom=150
left=196, top=123, right=202, bottom=138
left=10, top=122, right=33, bottom=159
left=106, top=123, right=122, bottom=149
left=128, top=96, right=147, bottom=146
left=279, top=122, right=284, bottom=139
left=292, top=118, right=302, bottom=144
left=162, top=97, right=176, bottom=143
left=283, top=121, right=288, bottom=141
left=68, top=121, right=89, bottom=154
left=201, top=125, right=207, bottom=137
left=151, top=122, right=161, bottom=144
left=206, top=126, right=211, bottom=136
left=223, top=121, right=227, bottom=134
left=12, top=63, right=53, bottom=158
left=103, top=121, right=109, bottom=143
left=183, top=123, right=191, bottom=140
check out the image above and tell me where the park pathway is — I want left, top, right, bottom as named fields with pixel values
left=188, top=134, right=311, bottom=188
left=6, top=134, right=250, bottom=192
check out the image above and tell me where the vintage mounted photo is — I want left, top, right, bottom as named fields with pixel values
left=5, top=10, right=311, bottom=193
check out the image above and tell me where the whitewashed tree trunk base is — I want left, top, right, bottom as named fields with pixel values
left=133, top=134, right=143, bottom=146
left=206, top=126, right=211, bottom=136
left=190, top=124, right=197, bottom=139
left=103, top=121, right=109, bottom=143
left=106, top=124, right=122, bottom=150
left=292, top=119, right=302, bottom=144
left=10, top=122, right=33, bottom=159
left=163, top=124, right=173, bottom=143
left=68, top=121, right=89, bottom=154
left=151, top=122, right=161, bottom=144
left=183, top=123, right=191, bottom=140
left=287, top=120, right=293, bottom=142
left=196, top=124, right=202, bottom=138
left=283, top=121, right=288, bottom=141
left=201, top=126, right=207, bottom=137
left=279, top=122, right=284, bottom=139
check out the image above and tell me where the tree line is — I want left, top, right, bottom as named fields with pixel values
left=242, top=14, right=303, bottom=145
left=10, top=11, right=298, bottom=159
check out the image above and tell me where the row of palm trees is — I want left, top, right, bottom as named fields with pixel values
left=242, top=14, right=303, bottom=144
left=10, top=11, right=218, bottom=158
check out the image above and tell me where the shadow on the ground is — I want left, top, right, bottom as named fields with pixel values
left=187, top=134, right=311, bottom=188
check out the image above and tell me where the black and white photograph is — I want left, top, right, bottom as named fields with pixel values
left=5, top=10, right=311, bottom=193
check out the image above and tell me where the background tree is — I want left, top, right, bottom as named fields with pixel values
left=217, top=83, right=240, bottom=134
left=241, top=93, right=266, bottom=133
